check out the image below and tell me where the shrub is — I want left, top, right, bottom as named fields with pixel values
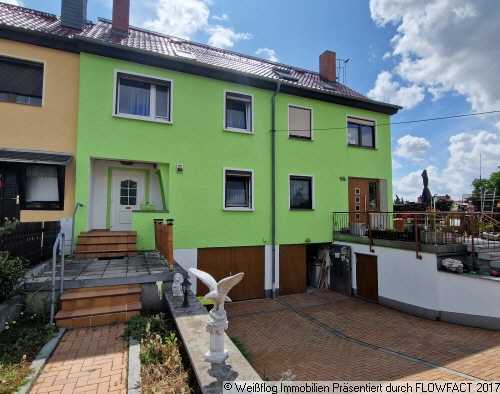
left=0, top=253, right=25, bottom=302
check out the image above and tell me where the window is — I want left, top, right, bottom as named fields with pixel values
left=23, top=164, right=65, bottom=210
left=347, top=117, right=375, bottom=148
left=289, top=106, right=312, bottom=139
left=0, top=56, right=43, bottom=106
left=116, top=73, right=171, bottom=122
left=224, top=169, right=253, bottom=210
left=120, top=180, right=137, bottom=206
left=225, top=92, right=252, bottom=132
left=290, top=175, right=313, bottom=210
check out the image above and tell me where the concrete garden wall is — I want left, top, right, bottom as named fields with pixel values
left=337, top=241, right=500, bottom=330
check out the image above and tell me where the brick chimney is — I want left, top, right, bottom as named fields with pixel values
left=112, top=0, right=130, bottom=36
left=60, top=0, right=87, bottom=30
left=319, top=50, right=337, bottom=82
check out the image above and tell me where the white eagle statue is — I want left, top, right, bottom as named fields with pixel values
left=189, top=268, right=244, bottom=312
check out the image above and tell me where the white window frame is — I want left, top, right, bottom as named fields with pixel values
left=346, top=115, right=377, bottom=149
left=0, top=52, right=46, bottom=107
left=223, top=167, right=255, bottom=211
left=112, top=69, right=173, bottom=124
left=223, top=90, right=254, bottom=134
left=287, top=104, right=314, bottom=140
left=288, top=174, right=315, bottom=210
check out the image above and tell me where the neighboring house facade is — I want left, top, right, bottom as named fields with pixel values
left=0, top=0, right=399, bottom=299
left=0, top=19, right=78, bottom=224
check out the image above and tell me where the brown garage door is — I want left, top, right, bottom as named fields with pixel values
left=356, top=254, right=378, bottom=302
left=197, top=246, right=265, bottom=301
left=279, top=244, right=307, bottom=295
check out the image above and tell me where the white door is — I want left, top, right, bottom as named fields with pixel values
left=111, top=170, right=146, bottom=231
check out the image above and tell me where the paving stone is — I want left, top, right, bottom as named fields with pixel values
left=31, top=325, right=128, bottom=394
left=227, top=290, right=500, bottom=381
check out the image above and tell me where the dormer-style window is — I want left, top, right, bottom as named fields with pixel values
left=347, top=117, right=376, bottom=148
left=224, top=92, right=253, bottom=133
left=0, top=56, right=43, bottom=107
left=115, top=72, right=172, bottom=123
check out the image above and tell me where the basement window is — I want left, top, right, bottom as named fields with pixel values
left=290, top=175, right=314, bottom=210
left=225, top=92, right=253, bottom=133
left=115, top=72, right=172, bottom=123
left=348, top=117, right=376, bottom=148
left=224, top=169, right=254, bottom=210
left=0, top=56, right=43, bottom=107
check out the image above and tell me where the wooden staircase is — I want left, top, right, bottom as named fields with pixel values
left=55, top=284, right=142, bottom=329
left=75, top=230, right=137, bottom=259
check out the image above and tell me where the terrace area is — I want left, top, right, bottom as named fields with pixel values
left=332, top=211, right=500, bottom=275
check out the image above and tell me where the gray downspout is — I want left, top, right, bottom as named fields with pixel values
left=271, top=82, right=281, bottom=298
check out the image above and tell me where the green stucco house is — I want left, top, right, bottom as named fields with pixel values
left=1, top=0, right=399, bottom=299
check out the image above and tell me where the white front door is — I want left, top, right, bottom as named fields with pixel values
left=111, top=170, right=146, bottom=231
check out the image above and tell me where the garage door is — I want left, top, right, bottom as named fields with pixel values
left=279, top=244, right=307, bottom=295
left=355, top=253, right=378, bottom=302
left=197, top=246, right=265, bottom=301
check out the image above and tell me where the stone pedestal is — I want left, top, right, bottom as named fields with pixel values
left=204, top=308, right=228, bottom=363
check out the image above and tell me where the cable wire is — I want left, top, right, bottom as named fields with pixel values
left=276, top=109, right=500, bottom=133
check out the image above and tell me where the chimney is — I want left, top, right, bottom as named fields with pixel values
left=112, top=0, right=130, bottom=37
left=60, top=0, right=87, bottom=30
left=319, top=50, right=337, bottom=82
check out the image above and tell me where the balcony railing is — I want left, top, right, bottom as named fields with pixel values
left=332, top=211, right=500, bottom=259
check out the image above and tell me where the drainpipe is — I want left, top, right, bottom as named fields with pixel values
left=271, top=82, right=281, bottom=298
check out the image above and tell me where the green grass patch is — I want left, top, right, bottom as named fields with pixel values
left=0, top=312, right=56, bottom=394
left=230, top=336, right=251, bottom=361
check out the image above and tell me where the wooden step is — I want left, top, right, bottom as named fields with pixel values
left=75, top=243, right=137, bottom=253
left=74, top=251, right=138, bottom=259
left=74, top=231, right=138, bottom=260
left=56, top=284, right=143, bottom=328
left=79, top=231, right=136, bottom=237
left=61, top=284, right=141, bottom=300
left=60, top=285, right=142, bottom=311
left=55, top=302, right=142, bottom=328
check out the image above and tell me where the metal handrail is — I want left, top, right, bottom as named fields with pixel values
left=70, top=202, right=84, bottom=255
left=50, top=231, right=65, bottom=324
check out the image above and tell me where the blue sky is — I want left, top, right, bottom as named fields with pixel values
left=14, top=0, right=500, bottom=200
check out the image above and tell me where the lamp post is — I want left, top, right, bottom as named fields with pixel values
left=182, top=275, right=191, bottom=308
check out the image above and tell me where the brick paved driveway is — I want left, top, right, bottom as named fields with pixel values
left=31, top=325, right=127, bottom=394
left=226, top=291, right=500, bottom=381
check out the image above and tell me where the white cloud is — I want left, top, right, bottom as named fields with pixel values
left=256, top=48, right=278, bottom=62
left=207, top=25, right=252, bottom=49
left=212, top=13, right=229, bottom=22
left=133, top=0, right=251, bottom=50
left=394, top=129, right=500, bottom=199
left=394, top=134, right=431, bottom=162
left=135, top=0, right=210, bottom=39
left=369, top=0, right=500, bottom=112
left=368, top=71, right=424, bottom=109
left=2, top=0, right=22, bottom=5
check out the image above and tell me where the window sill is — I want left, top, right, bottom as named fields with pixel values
left=113, top=113, right=173, bottom=125
left=347, top=144, right=377, bottom=150
left=224, top=127, right=254, bottom=135
left=223, top=207, right=255, bottom=212
left=289, top=135, right=313, bottom=141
